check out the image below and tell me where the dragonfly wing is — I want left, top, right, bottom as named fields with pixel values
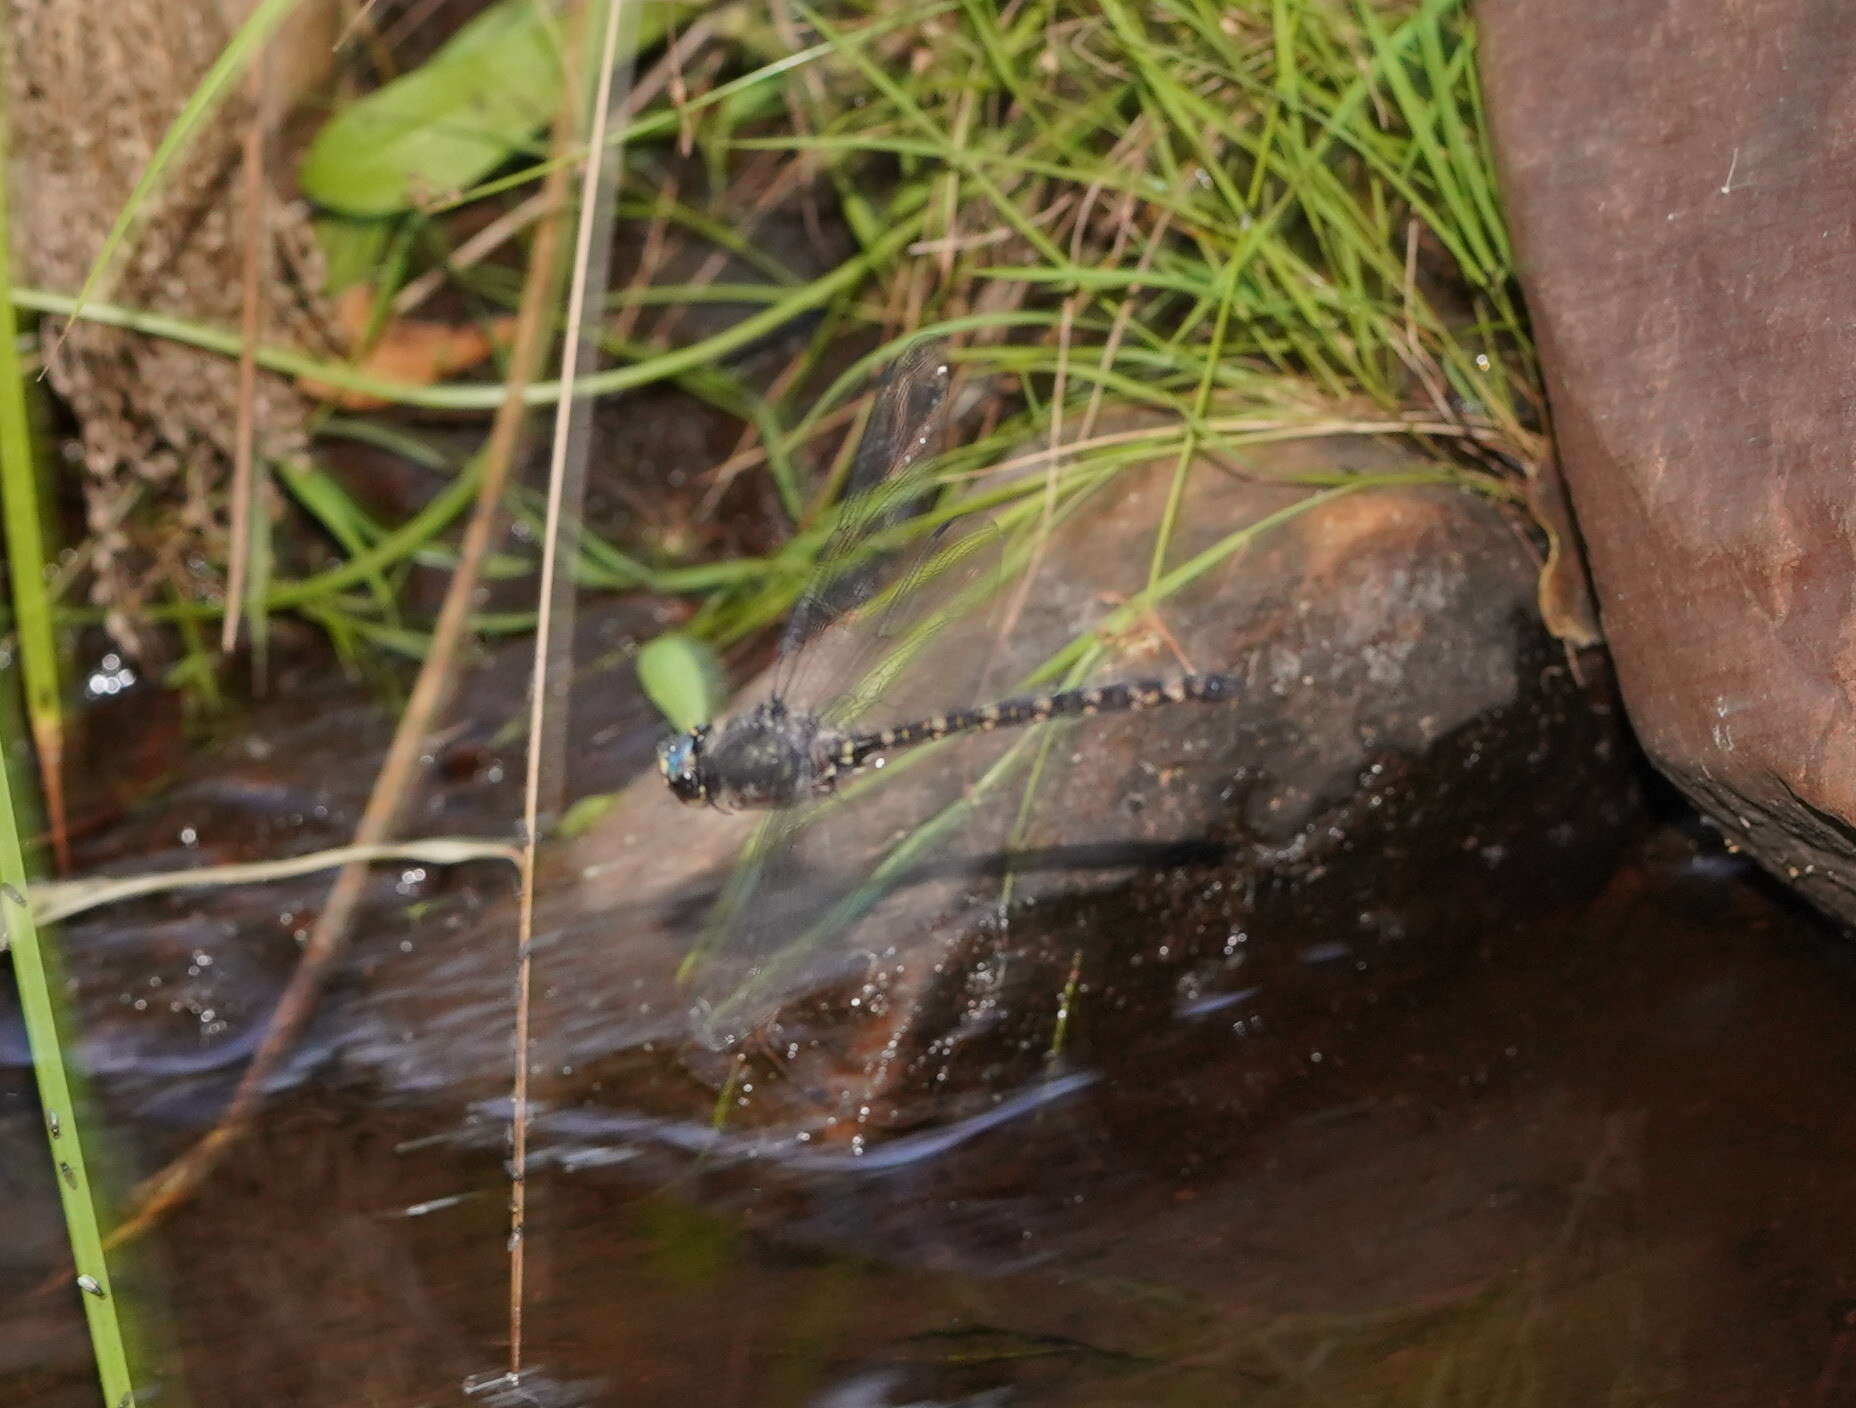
left=772, top=337, right=955, bottom=703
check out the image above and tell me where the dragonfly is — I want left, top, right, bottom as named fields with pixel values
left=659, top=341, right=1248, bottom=812
left=657, top=336, right=1256, bottom=1048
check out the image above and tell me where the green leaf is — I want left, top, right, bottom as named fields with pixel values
left=637, top=632, right=725, bottom=733
left=300, top=0, right=569, bottom=216
left=555, top=792, right=618, bottom=839
left=311, top=214, right=395, bottom=293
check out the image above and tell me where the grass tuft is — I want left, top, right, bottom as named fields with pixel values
left=11, top=0, right=1534, bottom=692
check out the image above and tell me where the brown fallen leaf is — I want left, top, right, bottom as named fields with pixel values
left=299, top=283, right=516, bottom=410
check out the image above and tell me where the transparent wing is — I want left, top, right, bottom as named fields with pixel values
left=678, top=342, right=1141, bottom=1048
left=679, top=494, right=1061, bottom=1048
left=770, top=336, right=955, bottom=708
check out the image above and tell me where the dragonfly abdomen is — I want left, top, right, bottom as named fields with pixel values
left=836, top=671, right=1242, bottom=774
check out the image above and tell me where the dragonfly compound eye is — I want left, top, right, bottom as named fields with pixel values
left=658, top=730, right=711, bottom=805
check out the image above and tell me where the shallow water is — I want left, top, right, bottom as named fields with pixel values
left=8, top=809, right=1856, bottom=1406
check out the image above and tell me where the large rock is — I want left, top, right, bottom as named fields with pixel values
left=515, top=437, right=1635, bottom=1151
left=1480, top=0, right=1856, bottom=923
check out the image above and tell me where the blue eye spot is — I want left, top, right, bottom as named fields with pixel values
left=658, top=735, right=693, bottom=780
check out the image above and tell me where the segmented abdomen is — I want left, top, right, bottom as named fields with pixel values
left=836, top=672, right=1240, bottom=772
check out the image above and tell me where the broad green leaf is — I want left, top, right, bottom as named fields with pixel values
left=637, top=632, right=725, bottom=733
left=301, top=0, right=568, bottom=216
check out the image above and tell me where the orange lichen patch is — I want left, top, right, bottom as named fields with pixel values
left=1291, top=479, right=1454, bottom=580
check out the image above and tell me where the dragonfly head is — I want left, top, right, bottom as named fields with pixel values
left=657, top=726, right=713, bottom=805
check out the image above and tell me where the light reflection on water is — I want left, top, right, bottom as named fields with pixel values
left=458, top=1070, right=1098, bottom=1179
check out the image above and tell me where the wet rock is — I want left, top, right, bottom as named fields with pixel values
left=487, top=439, right=1640, bottom=1157
left=1479, top=0, right=1856, bottom=925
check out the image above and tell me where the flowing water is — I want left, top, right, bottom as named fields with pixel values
left=7, top=790, right=1856, bottom=1405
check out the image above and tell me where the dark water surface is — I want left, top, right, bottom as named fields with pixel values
left=8, top=813, right=1856, bottom=1406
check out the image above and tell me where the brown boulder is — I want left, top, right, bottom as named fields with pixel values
left=547, top=437, right=1636, bottom=1148
left=1481, top=0, right=1856, bottom=921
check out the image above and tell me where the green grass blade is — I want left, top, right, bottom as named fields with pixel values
left=0, top=734, right=136, bottom=1403
left=15, top=202, right=920, bottom=409
left=0, top=62, right=64, bottom=867
left=275, top=460, right=402, bottom=620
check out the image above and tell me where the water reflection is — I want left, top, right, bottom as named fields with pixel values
left=10, top=822, right=1856, bottom=1404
